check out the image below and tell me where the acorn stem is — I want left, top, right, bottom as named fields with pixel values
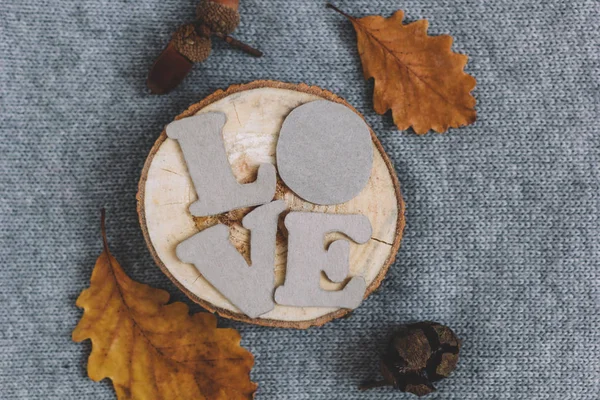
left=212, top=32, right=263, bottom=57
left=358, top=380, right=391, bottom=391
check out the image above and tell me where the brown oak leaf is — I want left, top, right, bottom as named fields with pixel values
left=73, top=210, right=257, bottom=400
left=328, top=4, right=476, bottom=134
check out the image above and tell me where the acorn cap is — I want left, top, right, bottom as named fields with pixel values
left=196, top=0, right=240, bottom=35
left=382, top=322, right=461, bottom=396
left=360, top=321, right=461, bottom=396
left=172, top=23, right=212, bottom=63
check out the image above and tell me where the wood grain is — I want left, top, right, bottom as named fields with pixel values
left=137, top=80, right=405, bottom=329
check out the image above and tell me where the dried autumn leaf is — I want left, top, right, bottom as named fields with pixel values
left=328, top=4, right=476, bottom=134
left=73, top=211, right=257, bottom=400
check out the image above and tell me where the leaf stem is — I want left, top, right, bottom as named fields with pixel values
left=326, top=3, right=354, bottom=20
left=100, top=208, right=109, bottom=255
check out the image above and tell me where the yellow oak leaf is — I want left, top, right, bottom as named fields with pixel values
left=73, top=211, right=257, bottom=400
left=328, top=4, right=477, bottom=134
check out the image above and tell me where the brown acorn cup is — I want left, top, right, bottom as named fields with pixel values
left=360, top=322, right=461, bottom=396
left=147, top=0, right=262, bottom=94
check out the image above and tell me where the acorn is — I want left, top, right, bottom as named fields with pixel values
left=360, top=322, right=461, bottom=396
left=147, top=0, right=261, bottom=95
left=172, top=23, right=212, bottom=63
left=196, top=0, right=240, bottom=35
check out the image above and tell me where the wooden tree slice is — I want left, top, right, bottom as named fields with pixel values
left=137, top=80, right=405, bottom=329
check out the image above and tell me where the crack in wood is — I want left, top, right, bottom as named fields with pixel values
left=161, top=168, right=183, bottom=176
left=371, top=236, right=393, bottom=246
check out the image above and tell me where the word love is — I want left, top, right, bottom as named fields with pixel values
left=167, top=100, right=374, bottom=318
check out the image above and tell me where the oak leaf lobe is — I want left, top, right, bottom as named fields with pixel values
left=329, top=4, right=477, bottom=134
left=72, top=211, right=257, bottom=400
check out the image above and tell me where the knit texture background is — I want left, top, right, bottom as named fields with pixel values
left=2, top=0, right=599, bottom=398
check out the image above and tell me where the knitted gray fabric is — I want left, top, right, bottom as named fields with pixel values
left=1, top=0, right=599, bottom=398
